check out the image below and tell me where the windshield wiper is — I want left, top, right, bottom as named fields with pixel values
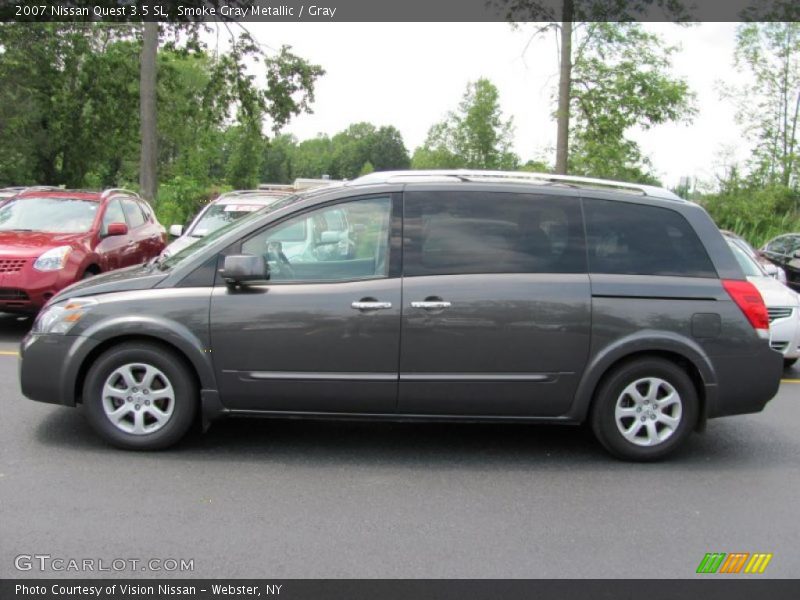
left=146, top=254, right=170, bottom=271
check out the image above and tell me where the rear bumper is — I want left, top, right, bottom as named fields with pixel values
left=19, top=332, right=99, bottom=406
left=708, top=346, right=783, bottom=418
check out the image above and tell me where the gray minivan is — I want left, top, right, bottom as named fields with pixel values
left=19, top=171, right=783, bottom=460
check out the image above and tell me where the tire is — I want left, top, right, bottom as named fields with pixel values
left=590, top=358, right=698, bottom=462
left=784, top=358, right=798, bottom=369
left=83, top=342, right=197, bottom=450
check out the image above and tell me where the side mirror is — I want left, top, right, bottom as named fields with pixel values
left=106, top=222, right=128, bottom=237
left=169, top=224, right=184, bottom=237
left=221, top=254, right=268, bottom=286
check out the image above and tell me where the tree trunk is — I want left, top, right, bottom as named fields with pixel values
left=555, top=0, right=574, bottom=175
left=139, top=22, right=158, bottom=202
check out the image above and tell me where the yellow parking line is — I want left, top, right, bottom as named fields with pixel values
left=783, top=379, right=800, bottom=384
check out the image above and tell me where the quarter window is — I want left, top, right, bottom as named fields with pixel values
left=241, top=197, right=392, bottom=283
left=583, top=199, right=716, bottom=278
left=403, top=191, right=586, bottom=276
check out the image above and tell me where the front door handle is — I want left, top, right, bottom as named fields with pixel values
left=351, top=300, right=392, bottom=311
left=411, top=300, right=452, bottom=310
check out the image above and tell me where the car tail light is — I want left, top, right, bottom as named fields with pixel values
left=723, top=279, right=770, bottom=338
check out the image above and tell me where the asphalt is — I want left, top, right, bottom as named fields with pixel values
left=0, top=312, right=798, bottom=579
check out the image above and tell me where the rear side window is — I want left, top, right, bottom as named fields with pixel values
left=403, top=191, right=586, bottom=276
left=584, top=199, right=716, bottom=278
left=121, top=198, right=146, bottom=228
left=138, top=200, right=155, bottom=222
left=102, top=199, right=126, bottom=235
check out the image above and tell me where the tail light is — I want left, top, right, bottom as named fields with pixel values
left=723, top=279, right=770, bottom=339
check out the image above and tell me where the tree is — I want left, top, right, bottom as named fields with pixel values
left=262, top=134, right=298, bottom=183
left=497, top=0, right=691, bottom=174
left=0, top=23, right=324, bottom=198
left=369, top=126, right=412, bottom=172
left=139, top=22, right=158, bottom=201
left=327, top=122, right=411, bottom=179
left=412, top=78, right=519, bottom=170
left=567, top=23, right=695, bottom=183
left=728, top=23, right=800, bottom=189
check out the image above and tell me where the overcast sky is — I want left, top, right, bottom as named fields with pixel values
left=240, top=22, right=752, bottom=188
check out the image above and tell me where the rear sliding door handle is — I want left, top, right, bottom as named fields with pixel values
left=411, top=301, right=452, bottom=310
left=351, top=301, right=392, bottom=311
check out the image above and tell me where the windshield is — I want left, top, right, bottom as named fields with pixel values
left=0, top=197, right=99, bottom=233
left=160, top=193, right=304, bottom=270
left=189, top=203, right=275, bottom=237
left=728, top=241, right=765, bottom=277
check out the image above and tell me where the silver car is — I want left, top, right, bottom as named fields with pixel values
left=163, top=190, right=291, bottom=257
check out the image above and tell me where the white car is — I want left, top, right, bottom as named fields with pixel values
left=162, top=190, right=291, bottom=258
left=728, top=240, right=800, bottom=368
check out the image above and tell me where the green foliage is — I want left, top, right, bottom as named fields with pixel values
left=261, top=134, right=298, bottom=183
left=155, top=177, right=232, bottom=228
left=260, top=124, right=411, bottom=182
left=700, top=181, right=800, bottom=246
left=0, top=22, right=324, bottom=225
left=412, top=78, right=519, bottom=170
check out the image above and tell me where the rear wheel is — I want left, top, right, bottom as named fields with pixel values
left=590, top=358, right=698, bottom=461
left=784, top=358, right=798, bottom=369
left=83, top=342, right=197, bottom=450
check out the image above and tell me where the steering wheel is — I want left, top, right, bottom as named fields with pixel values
left=276, top=249, right=295, bottom=279
left=267, top=241, right=295, bottom=279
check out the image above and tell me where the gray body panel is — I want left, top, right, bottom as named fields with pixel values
left=19, top=178, right=783, bottom=428
left=399, top=273, right=590, bottom=416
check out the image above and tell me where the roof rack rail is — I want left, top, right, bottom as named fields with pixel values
left=101, top=188, right=140, bottom=199
left=351, top=170, right=683, bottom=201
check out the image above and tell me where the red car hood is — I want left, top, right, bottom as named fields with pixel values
left=0, top=231, right=90, bottom=257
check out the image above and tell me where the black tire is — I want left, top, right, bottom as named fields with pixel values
left=784, top=358, right=798, bottom=369
left=83, top=342, right=197, bottom=450
left=590, top=358, right=698, bottom=462
left=82, top=270, right=97, bottom=279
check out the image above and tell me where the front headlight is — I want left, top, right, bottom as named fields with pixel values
left=32, top=298, right=97, bottom=335
left=33, top=245, right=72, bottom=271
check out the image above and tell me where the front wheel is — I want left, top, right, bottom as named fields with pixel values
left=590, top=358, right=698, bottom=461
left=784, top=358, right=797, bottom=369
left=83, top=342, right=197, bottom=450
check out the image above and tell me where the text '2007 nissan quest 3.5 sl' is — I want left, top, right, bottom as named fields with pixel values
left=19, top=171, right=784, bottom=461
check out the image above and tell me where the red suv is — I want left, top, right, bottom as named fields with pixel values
left=0, top=188, right=166, bottom=313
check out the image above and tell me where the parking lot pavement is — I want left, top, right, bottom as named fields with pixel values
left=0, top=313, right=798, bottom=579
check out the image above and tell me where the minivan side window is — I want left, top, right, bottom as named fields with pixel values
left=583, top=199, right=716, bottom=278
left=403, top=191, right=586, bottom=276
left=241, top=197, right=391, bottom=283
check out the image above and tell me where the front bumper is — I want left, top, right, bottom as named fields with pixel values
left=1, top=265, right=80, bottom=313
left=19, top=332, right=100, bottom=406
left=769, top=309, right=800, bottom=359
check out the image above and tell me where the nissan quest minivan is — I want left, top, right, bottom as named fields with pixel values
left=19, top=171, right=784, bottom=460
